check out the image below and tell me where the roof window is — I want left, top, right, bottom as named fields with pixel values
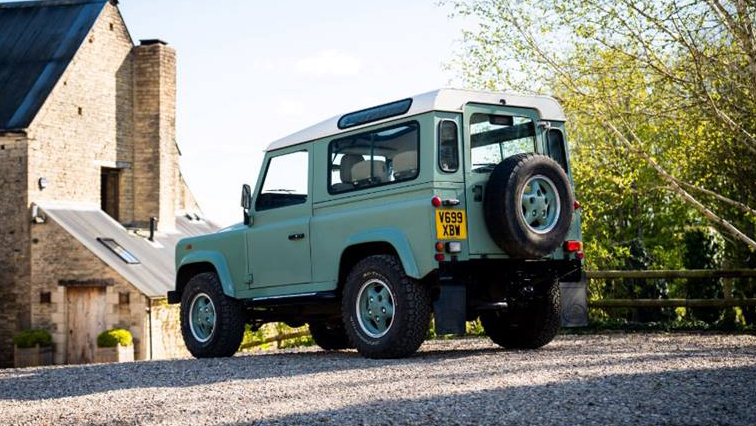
left=97, top=237, right=140, bottom=264
left=337, top=98, right=412, bottom=129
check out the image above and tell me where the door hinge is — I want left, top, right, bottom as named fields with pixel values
left=245, top=273, right=254, bottom=288
left=473, top=185, right=483, bottom=202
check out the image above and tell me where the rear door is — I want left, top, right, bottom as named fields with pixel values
left=463, top=103, right=542, bottom=255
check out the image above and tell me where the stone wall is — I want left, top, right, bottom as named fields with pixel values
left=150, top=301, right=189, bottom=359
left=0, top=134, right=30, bottom=367
left=29, top=218, right=151, bottom=363
left=27, top=3, right=135, bottom=222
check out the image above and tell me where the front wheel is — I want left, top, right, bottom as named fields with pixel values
left=180, top=272, right=245, bottom=358
left=342, top=255, right=431, bottom=359
left=480, top=280, right=561, bottom=349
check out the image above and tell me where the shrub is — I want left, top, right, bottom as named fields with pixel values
left=13, top=329, right=52, bottom=348
left=97, top=329, right=133, bottom=348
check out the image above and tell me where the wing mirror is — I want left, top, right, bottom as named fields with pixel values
left=241, top=184, right=253, bottom=225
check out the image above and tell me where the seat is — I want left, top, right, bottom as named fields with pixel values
left=351, top=159, right=388, bottom=184
left=331, top=154, right=364, bottom=192
left=392, top=151, right=417, bottom=180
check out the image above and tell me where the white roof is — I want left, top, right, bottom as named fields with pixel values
left=266, top=88, right=565, bottom=152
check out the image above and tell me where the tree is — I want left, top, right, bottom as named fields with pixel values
left=446, top=0, right=756, bottom=255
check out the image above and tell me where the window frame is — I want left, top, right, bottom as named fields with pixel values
left=327, top=120, right=421, bottom=195
left=469, top=113, right=537, bottom=171
left=254, top=149, right=310, bottom=212
left=437, top=120, right=459, bottom=173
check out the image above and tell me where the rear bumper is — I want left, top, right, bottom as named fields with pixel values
left=432, top=258, right=582, bottom=335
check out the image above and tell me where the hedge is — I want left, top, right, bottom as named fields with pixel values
left=96, top=329, right=133, bottom=348
left=13, top=329, right=52, bottom=348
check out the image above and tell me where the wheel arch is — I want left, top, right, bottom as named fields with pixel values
left=338, top=229, right=421, bottom=290
left=170, top=251, right=236, bottom=303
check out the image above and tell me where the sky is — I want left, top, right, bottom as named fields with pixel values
left=116, top=0, right=470, bottom=226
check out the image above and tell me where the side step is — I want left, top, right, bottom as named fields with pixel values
left=245, top=290, right=338, bottom=307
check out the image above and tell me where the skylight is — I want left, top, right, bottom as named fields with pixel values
left=97, top=237, right=140, bottom=264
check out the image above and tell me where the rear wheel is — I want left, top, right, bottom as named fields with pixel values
left=342, top=255, right=431, bottom=359
left=180, top=272, right=245, bottom=358
left=309, top=321, right=352, bottom=350
left=480, top=280, right=561, bottom=349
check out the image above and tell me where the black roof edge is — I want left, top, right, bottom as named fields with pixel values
left=139, top=39, right=168, bottom=46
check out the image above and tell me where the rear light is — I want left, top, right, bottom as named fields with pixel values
left=577, top=251, right=585, bottom=260
left=435, top=242, right=445, bottom=252
left=574, top=200, right=581, bottom=210
left=446, top=242, right=462, bottom=253
left=434, top=253, right=445, bottom=261
left=431, top=196, right=442, bottom=207
left=564, top=240, right=582, bottom=252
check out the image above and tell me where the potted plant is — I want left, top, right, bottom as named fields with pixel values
left=13, top=329, right=53, bottom=367
left=95, top=329, right=134, bottom=363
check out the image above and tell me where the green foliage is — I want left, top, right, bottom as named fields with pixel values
left=683, top=228, right=724, bottom=322
left=96, top=329, right=133, bottom=348
left=444, top=0, right=756, bottom=324
left=240, top=323, right=313, bottom=351
left=13, top=329, right=52, bottom=348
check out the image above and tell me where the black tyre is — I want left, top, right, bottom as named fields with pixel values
left=309, top=321, right=353, bottom=350
left=342, top=255, right=431, bottom=359
left=484, top=153, right=574, bottom=258
left=180, top=272, right=245, bottom=358
left=480, top=280, right=561, bottom=349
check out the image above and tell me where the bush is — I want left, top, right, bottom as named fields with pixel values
left=97, top=329, right=133, bottom=348
left=13, top=329, right=52, bottom=348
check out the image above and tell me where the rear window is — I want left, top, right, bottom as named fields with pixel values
left=470, top=113, right=535, bottom=172
left=329, top=122, right=419, bottom=194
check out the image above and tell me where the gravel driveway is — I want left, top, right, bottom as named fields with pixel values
left=1, top=333, right=755, bottom=426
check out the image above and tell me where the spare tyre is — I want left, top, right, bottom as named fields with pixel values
left=484, top=153, right=574, bottom=258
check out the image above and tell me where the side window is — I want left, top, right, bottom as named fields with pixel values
left=438, top=120, right=459, bottom=173
left=547, top=129, right=568, bottom=173
left=255, top=150, right=309, bottom=211
left=469, top=113, right=535, bottom=172
left=329, top=122, right=419, bottom=194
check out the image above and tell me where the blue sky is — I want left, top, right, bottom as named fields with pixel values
left=117, top=0, right=469, bottom=225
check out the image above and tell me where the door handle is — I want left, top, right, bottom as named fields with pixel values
left=288, top=233, right=305, bottom=240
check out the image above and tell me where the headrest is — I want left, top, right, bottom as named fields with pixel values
left=339, top=154, right=364, bottom=183
left=392, top=151, right=417, bottom=175
left=351, top=160, right=388, bottom=182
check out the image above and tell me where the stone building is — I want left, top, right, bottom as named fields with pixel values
left=0, top=0, right=217, bottom=366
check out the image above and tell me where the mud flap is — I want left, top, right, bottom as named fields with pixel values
left=433, top=282, right=466, bottom=335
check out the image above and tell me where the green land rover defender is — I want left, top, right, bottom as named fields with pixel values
left=168, top=89, right=583, bottom=359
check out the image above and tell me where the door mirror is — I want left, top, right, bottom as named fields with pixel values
left=241, top=184, right=253, bottom=225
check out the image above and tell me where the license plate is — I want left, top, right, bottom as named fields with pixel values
left=435, top=209, right=467, bottom=239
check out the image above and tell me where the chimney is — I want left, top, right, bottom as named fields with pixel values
left=132, top=39, right=177, bottom=230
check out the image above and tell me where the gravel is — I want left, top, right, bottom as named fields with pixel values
left=1, top=333, right=755, bottom=426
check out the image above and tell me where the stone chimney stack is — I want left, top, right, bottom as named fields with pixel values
left=132, top=39, right=177, bottom=230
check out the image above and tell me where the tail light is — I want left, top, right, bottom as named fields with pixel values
left=564, top=240, right=582, bottom=252
left=574, top=200, right=581, bottom=210
left=431, top=196, right=442, bottom=207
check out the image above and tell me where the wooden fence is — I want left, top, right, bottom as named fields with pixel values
left=586, top=269, right=756, bottom=309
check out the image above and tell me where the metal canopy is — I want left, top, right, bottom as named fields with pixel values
left=36, top=201, right=219, bottom=298
left=0, top=0, right=108, bottom=130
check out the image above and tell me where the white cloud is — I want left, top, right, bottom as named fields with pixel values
left=295, top=49, right=362, bottom=77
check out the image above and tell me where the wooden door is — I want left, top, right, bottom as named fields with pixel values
left=66, top=287, right=107, bottom=364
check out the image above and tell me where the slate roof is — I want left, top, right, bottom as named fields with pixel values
left=0, top=0, right=109, bottom=130
left=36, top=201, right=219, bottom=298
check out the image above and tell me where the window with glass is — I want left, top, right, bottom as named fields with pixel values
left=547, top=129, right=568, bottom=172
left=255, top=150, right=309, bottom=211
left=329, top=122, right=419, bottom=194
left=438, top=120, right=459, bottom=173
left=469, top=113, right=536, bottom=172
